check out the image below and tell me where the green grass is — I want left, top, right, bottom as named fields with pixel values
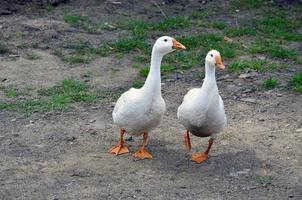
left=4, top=89, right=20, bottom=98
left=230, top=0, right=264, bottom=9
left=63, top=14, right=106, bottom=33
left=165, top=50, right=201, bottom=71
left=58, top=5, right=300, bottom=79
left=212, top=21, right=226, bottom=30
left=193, top=72, right=205, bottom=81
left=112, top=16, right=191, bottom=37
left=267, top=45, right=298, bottom=60
left=229, top=60, right=267, bottom=72
left=16, top=43, right=28, bottom=49
left=179, top=33, right=237, bottom=58
left=37, top=79, right=99, bottom=106
left=62, top=41, right=98, bottom=63
left=15, top=31, right=26, bottom=38
left=139, top=50, right=202, bottom=77
left=0, top=79, right=122, bottom=114
left=225, top=27, right=256, bottom=37
left=252, top=14, right=302, bottom=41
left=63, top=14, right=90, bottom=27
left=132, top=64, right=140, bottom=69
left=134, top=55, right=149, bottom=63
left=53, top=49, right=63, bottom=57
left=152, top=16, right=191, bottom=31
left=27, top=52, right=41, bottom=60
left=110, top=37, right=149, bottom=54
left=263, top=77, right=278, bottom=90
left=0, top=86, right=31, bottom=98
left=98, top=37, right=149, bottom=56
left=255, top=175, right=273, bottom=185
left=0, top=43, right=9, bottom=54
left=97, top=44, right=111, bottom=57
left=222, top=132, right=235, bottom=140
left=249, top=40, right=298, bottom=60
left=126, top=21, right=150, bottom=36
left=67, top=41, right=97, bottom=54
left=290, top=72, right=302, bottom=94
left=61, top=37, right=148, bottom=63
left=46, top=4, right=54, bottom=12
left=161, top=64, right=177, bottom=73
left=132, top=79, right=144, bottom=88
left=139, top=67, right=149, bottom=77
left=139, top=63, right=182, bottom=78
left=191, top=9, right=217, bottom=19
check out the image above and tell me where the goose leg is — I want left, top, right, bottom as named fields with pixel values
left=133, top=132, right=152, bottom=159
left=108, top=129, right=129, bottom=155
left=183, top=130, right=192, bottom=151
left=191, top=138, right=214, bottom=164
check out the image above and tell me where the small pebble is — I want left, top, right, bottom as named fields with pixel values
left=87, top=128, right=97, bottom=135
left=89, top=119, right=96, bottom=123
left=295, top=128, right=302, bottom=133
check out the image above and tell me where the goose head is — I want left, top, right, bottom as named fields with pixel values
left=205, top=50, right=225, bottom=70
left=153, top=36, right=186, bottom=56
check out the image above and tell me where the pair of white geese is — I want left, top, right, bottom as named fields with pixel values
left=108, top=36, right=226, bottom=164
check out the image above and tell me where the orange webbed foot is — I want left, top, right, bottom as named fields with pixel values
left=191, top=152, right=209, bottom=164
left=132, top=147, right=152, bottom=159
left=108, top=144, right=129, bottom=155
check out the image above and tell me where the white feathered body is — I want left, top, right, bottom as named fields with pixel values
left=113, top=87, right=165, bottom=136
left=177, top=78, right=226, bottom=138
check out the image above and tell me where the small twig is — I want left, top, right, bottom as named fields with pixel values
left=107, top=0, right=122, bottom=5
left=151, top=0, right=167, bottom=19
left=8, top=55, right=20, bottom=58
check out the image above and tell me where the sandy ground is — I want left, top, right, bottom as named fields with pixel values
left=0, top=0, right=301, bottom=199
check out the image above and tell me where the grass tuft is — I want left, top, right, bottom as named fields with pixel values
left=132, top=79, right=144, bottom=88
left=63, top=14, right=107, bottom=33
left=230, top=0, right=264, bottom=9
left=152, top=16, right=190, bottom=31
left=255, top=175, right=273, bottom=185
left=126, top=21, right=150, bottom=36
left=249, top=40, right=298, bottom=60
left=290, top=72, right=302, bottom=94
left=4, top=89, right=21, bottom=98
left=212, top=21, right=226, bottom=30
left=0, top=43, right=9, bottom=54
left=177, top=33, right=236, bottom=58
left=37, top=79, right=98, bottom=104
left=229, top=60, right=266, bottom=72
left=110, top=37, right=149, bottom=53
left=0, top=79, right=122, bottom=115
left=222, top=132, right=235, bottom=140
left=263, top=77, right=278, bottom=90
left=139, top=67, right=149, bottom=78
left=63, top=14, right=90, bottom=27
left=27, top=52, right=41, bottom=60
left=225, top=27, right=256, bottom=37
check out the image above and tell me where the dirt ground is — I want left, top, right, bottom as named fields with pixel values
left=0, top=0, right=301, bottom=199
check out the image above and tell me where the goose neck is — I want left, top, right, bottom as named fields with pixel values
left=203, top=62, right=217, bottom=88
left=143, top=49, right=163, bottom=90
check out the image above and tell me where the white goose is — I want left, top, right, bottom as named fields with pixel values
left=177, top=50, right=226, bottom=164
left=109, top=36, right=186, bottom=159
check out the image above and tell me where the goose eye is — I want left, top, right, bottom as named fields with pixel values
left=164, top=39, right=168, bottom=42
left=210, top=54, right=213, bottom=57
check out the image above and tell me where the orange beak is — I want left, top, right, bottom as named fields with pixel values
left=172, top=39, right=186, bottom=50
left=215, top=55, right=225, bottom=70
